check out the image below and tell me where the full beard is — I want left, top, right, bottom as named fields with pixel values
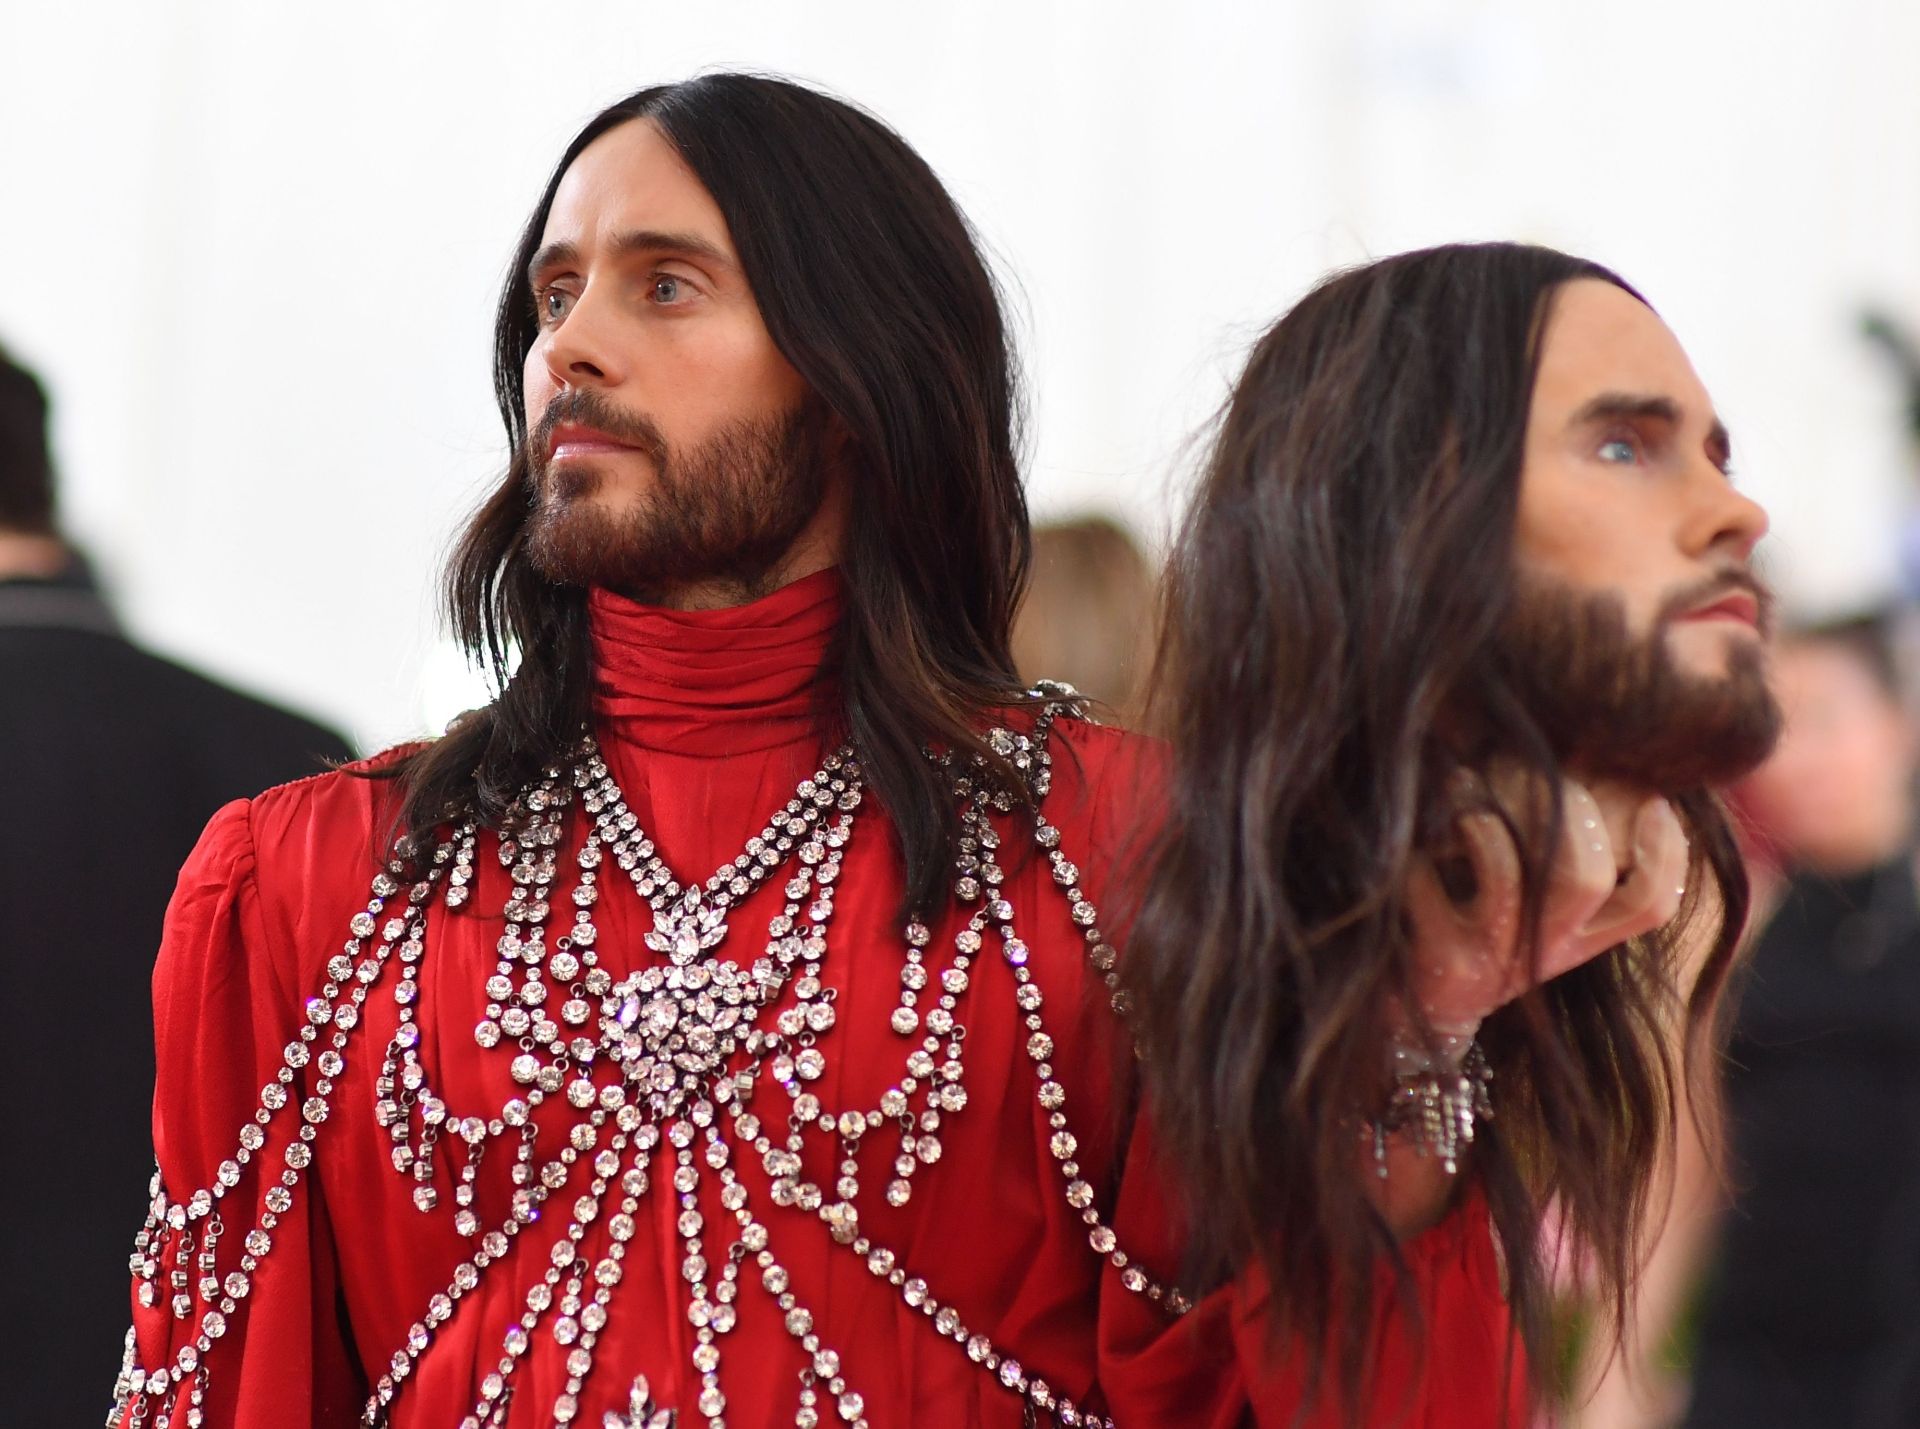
left=523, top=390, right=833, bottom=605
left=1496, top=572, right=1783, bottom=792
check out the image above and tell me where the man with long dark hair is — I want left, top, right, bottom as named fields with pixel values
left=1123, top=243, right=1781, bottom=1422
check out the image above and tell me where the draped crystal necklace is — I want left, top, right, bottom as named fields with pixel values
left=118, top=696, right=1187, bottom=1429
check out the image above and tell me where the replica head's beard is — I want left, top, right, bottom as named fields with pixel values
left=523, top=389, right=834, bottom=603
left=1496, top=570, right=1784, bottom=792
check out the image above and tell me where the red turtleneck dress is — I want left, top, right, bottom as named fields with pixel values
left=115, top=571, right=1518, bottom=1428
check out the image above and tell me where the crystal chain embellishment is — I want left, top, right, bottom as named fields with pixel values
left=118, top=702, right=1184, bottom=1429
left=115, top=834, right=463, bottom=1428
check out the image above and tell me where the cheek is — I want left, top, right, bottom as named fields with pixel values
left=656, top=326, right=809, bottom=434
left=1518, top=503, right=1673, bottom=635
left=523, top=346, right=558, bottom=429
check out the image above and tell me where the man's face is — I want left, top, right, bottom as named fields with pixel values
left=1516, top=279, right=1769, bottom=674
left=519, top=118, right=834, bottom=602
left=1504, top=279, right=1779, bottom=789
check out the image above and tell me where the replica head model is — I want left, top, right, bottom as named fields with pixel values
left=388, top=72, right=1034, bottom=913
left=1124, top=242, right=1780, bottom=1407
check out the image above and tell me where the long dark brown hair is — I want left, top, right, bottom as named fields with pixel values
left=377, top=74, right=1033, bottom=912
left=1122, top=243, right=1751, bottom=1418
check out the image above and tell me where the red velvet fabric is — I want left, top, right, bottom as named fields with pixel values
left=124, top=570, right=1521, bottom=1426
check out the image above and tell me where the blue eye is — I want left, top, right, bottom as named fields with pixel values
left=535, top=288, right=574, bottom=326
left=650, top=276, right=686, bottom=304
left=1597, top=437, right=1639, bottom=464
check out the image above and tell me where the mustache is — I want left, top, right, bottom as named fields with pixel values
left=1657, top=567, right=1776, bottom=635
left=529, top=389, right=669, bottom=467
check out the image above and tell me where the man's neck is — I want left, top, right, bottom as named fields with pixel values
left=0, top=530, right=71, bottom=580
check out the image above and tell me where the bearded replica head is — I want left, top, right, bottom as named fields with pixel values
left=1483, top=275, right=1781, bottom=792
left=1126, top=244, right=1781, bottom=1411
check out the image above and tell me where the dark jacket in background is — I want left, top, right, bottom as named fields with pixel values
left=1685, top=857, right=1920, bottom=1429
left=0, top=561, right=354, bottom=1426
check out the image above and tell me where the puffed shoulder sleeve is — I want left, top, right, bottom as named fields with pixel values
left=1094, top=1117, right=1527, bottom=1427
left=113, top=797, right=363, bottom=1427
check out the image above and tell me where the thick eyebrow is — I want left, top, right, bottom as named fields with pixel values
left=525, top=228, right=737, bottom=286
left=1567, top=391, right=1733, bottom=470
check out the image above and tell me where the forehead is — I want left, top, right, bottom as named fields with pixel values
left=540, top=117, right=733, bottom=253
left=1529, top=279, right=1711, bottom=422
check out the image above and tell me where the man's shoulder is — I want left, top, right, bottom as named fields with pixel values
left=238, top=743, right=425, bottom=874
left=991, top=702, right=1164, bottom=838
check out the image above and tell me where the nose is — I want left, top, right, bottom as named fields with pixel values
left=1684, top=467, right=1769, bottom=565
left=538, top=287, right=624, bottom=391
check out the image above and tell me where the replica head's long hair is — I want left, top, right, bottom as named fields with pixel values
left=1121, top=242, right=1751, bottom=1419
left=382, top=74, right=1032, bottom=913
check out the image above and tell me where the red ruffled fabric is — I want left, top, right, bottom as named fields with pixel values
left=119, top=571, right=1522, bottom=1427
left=587, top=567, right=843, bottom=757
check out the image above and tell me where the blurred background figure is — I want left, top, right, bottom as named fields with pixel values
left=0, top=343, right=352, bottom=1425
left=1572, top=614, right=1920, bottom=1429
left=1010, top=515, right=1157, bottom=725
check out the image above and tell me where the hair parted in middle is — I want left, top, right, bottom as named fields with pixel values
left=380, top=72, right=1036, bottom=916
left=1121, top=241, right=1752, bottom=1419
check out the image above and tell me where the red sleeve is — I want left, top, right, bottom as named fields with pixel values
left=113, top=796, right=364, bottom=1427
left=1095, top=1135, right=1525, bottom=1427
left=1058, top=720, right=1526, bottom=1426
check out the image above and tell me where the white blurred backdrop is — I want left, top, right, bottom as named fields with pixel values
left=3, top=0, right=1916, bottom=751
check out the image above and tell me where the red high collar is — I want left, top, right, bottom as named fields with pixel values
left=586, top=568, right=843, bottom=757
